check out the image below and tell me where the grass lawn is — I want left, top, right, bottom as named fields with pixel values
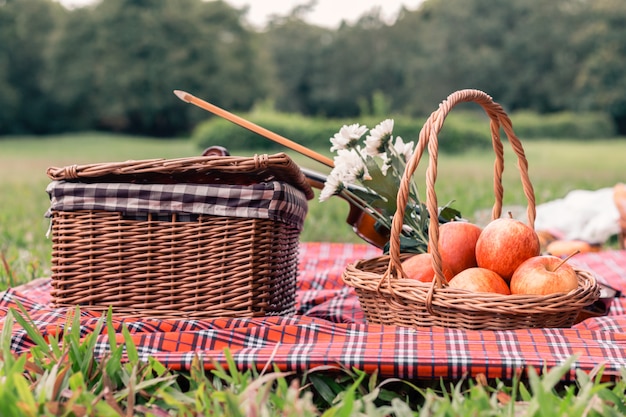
left=1, top=133, right=626, bottom=415
left=1, top=133, right=625, bottom=287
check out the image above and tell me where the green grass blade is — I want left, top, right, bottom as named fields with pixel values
left=121, top=325, right=139, bottom=364
left=309, top=373, right=345, bottom=406
left=0, top=309, right=15, bottom=368
left=10, top=302, right=61, bottom=359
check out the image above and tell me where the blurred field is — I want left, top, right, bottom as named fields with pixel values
left=1, top=133, right=625, bottom=288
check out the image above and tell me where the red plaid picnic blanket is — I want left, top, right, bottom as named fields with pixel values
left=1, top=243, right=625, bottom=381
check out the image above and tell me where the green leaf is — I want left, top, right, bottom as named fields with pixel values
left=518, top=381, right=532, bottom=402
left=309, top=373, right=345, bottom=406
left=121, top=325, right=139, bottom=364
left=383, top=235, right=427, bottom=255
left=361, top=158, right=399, bottom=213
left=0, top=309, right=15, bottom=368
left=332, top=372, right=367, bottom=417
left=148, top=356, right=168, bottom=378
left=10, top=303, right=60, bottom=359
left=541, top=355, right=578, bottom=392
left=105, top=308, right=118, bottom=352
left=597, top=389, right=626, bottom=415
left=13, top=372, right=37, bottom=412
left=439, top=205, right=462, bottom=222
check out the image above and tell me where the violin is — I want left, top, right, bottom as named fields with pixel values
left=298, top=167, right=390, bottom=248
left=202, top=146, right=389, bottom=248
left=178, top=91, right=392, bottom=248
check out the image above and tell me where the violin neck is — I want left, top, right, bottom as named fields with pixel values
left=300, top=167, right=327, bottom=191
left=300, top=167, right=369, bottom=195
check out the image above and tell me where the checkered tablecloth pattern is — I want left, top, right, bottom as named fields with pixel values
left=1, top=243, right=625, bottom=381
left=46, top=180, right=309, bottom=231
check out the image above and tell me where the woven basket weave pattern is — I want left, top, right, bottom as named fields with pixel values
left=342, top=90, right=600, bottom=330
left=47, top=153, right=310, bottom=319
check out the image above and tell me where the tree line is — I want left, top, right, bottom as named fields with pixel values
left=2, top=0, right=626, bottom=137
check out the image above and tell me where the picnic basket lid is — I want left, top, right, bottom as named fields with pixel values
left=46, top=152, right=315, bottom=201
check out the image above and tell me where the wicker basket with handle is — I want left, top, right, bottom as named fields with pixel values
left=342, top=89, right=600, bottom=330
left=46, top=152, right=313, bottom=319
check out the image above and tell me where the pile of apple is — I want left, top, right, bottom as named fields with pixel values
left=401, top=218, right=580, bottom=296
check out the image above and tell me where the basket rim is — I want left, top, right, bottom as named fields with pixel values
left=343, top=260, right=600, bottom=315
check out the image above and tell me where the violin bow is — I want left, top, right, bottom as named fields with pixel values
left=174, top=90, right=334, bottom=168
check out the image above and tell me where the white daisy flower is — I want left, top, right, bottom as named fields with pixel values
left=319, top=170, right=345, bottom=202
left=392, top=136, right=414, bottom=162
left=364, top=119, right=394, bottom=156
left=330, top=123, right=368, bottom=152
left=334, top=148, right=369, bottom=182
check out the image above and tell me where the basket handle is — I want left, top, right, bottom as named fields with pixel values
left=383, top=89, right=536, bottom=291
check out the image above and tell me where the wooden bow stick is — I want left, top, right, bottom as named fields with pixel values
left=174, top=90, right=334, bottom=168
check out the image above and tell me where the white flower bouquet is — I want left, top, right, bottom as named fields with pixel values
left=320, top=119, right=461, bottom=253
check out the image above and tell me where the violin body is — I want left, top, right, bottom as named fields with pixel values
left=345, top=204, right=389, bottom=248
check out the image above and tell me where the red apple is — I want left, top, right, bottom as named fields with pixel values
left=509, top=255, right=579, bottom=295
left=433, top=221, right=482, bottom=276
left=475, top=217, right=540, bottom=281
left=448, top=267, right=511, bottom=295
left=401, top=253, right=453, bottom=283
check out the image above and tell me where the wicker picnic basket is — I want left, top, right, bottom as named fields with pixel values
left=342, top=89, right=600, bottom=330
left=45, top=152, right=313, bottom=319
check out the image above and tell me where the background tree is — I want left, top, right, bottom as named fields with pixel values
left=571, top=0, right=626, bottom=132
left=3, top=0, right=626, bottom=136
left=261, top=4, right=334, bottom=116
left=44, top=0, right=268, bottom=136
left=0, top=0, right=66, bottom=135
